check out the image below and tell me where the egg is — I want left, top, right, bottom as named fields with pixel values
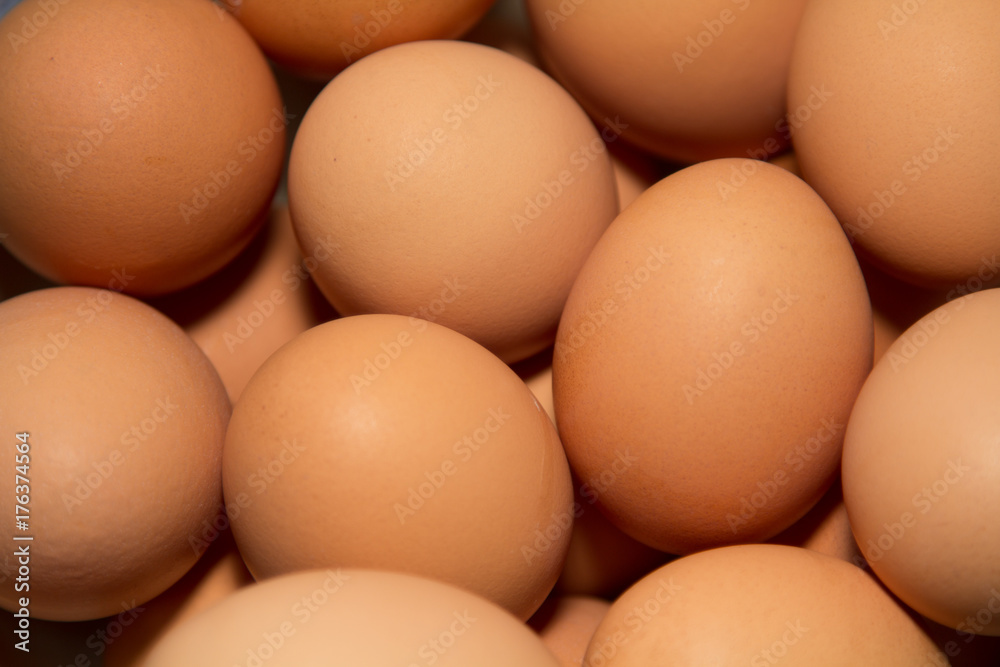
left=584, top=544, right=945, bottom=665
left=288, top=39, right=618, bottom=363
left=223, top=314, right=573, bottom=620
left=225, top=0, right=497, bottom=80
left=524, top=0, right=808, bottom=163
left=142, top=569, right=561, bottom=666
left=0, top=287, right=230, bottom=621
left=529, top=595, right=610, bottom=667
left=148, top=206, right=335, bottom=403
left=788, top=0, right=1000, bottom=288
left=843, top=289, right=1000, bottom=636
left=554, top=158, right=872, bottom=554
left=0, top=0, right=285, bottom=295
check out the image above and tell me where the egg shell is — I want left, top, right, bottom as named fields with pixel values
left=223, top=314, right=573, bottom=620
left=554, top=158, right=872, bottom=554
left=148, top=206, right=335, bottom=403
left=584, top=544, right=944, bottom=665
left=0, top=287, right=230, bottom=621
left=529, top=595, right=610, bottom=667
left=843, top=289, right=1000, bottom=635
left=788, top=0, right=1000, bottom=288
left=142, top=569, right=561, bottom=666
left=0, top=0, right=285, bottom=295
left=524, top=0, right=808, bottom=163
left=288, top=39, right=618, bottom=363
left=227, top=0, right=497, bottom=80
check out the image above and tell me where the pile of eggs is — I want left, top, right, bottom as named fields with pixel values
left=0, top=0, right=997, bottom=665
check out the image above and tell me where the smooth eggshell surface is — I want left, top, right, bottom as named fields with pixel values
left=223, top=314, right=573, bottom=620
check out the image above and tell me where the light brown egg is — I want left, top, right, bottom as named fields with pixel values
left=142, top=569, right=561, bottom=666
left=225, top=0, right=497, bottom=80
left=0, top=0, right=285, bottom=296
left=529, top=595, right=610, bottom=667
left=524, top=0, right=808, bottom=163
left=584, top=544, right=944, bottom=666
left=104, top=530, right=252, bottom=667
left=768, top=478, right=863, bottom=567
left=788, top=0, right=1000, bottom=288
left=843, top=289, right=1000, bottom=636
left=0, top=287, right=230, bottom=621
left=223, top=314, right=573, bottom=620
left=554, top=159, right=872, bottom=555
left=148, top=207, right=335, bottom=403
left=288, top=40, right=618, bottom=364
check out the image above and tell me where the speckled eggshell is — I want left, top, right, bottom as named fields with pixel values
left=227, top=0, right=497, bottom=79
left=524, top=0, right=808, bottom=163
left=843, top=289, right=1000, bottom=636
left=288, top=40, right=618, bottom=364
left=142, top=569, right=561, bottom=667
left=148, top=207, right=335, bottom=403
left=529, top=595, right=610, bottom=667
left=0, top=287, right=230, bottom=621
left=554, top=159, right=872, bottom=555
left=788, top=0, right=1000, bottom=288
left=584, top=545, right=944, bottom=666
left=0, top=0, right=285, bottom=296
left=223, top=314, right=573, bottom=620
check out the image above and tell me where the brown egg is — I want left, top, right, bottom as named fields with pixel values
left=843, top=289, right=1000, bottom=636
left=224, top=314, right=573, bottom=620
left=788, top=0, right=1000, bottom=288
left=554, top=159, right=872, bottom=554
left=143, top=569, right=560, bottom=666
left=556, top=477, right=672, bottom=600
left=288, top=40, right=618, bottom=364
left=529, top=595, right=610, bottom=667
left=225, top=0, right=496, bottom=80
left=148, top=206, right=335, bottom=403
left=584, top=544, right=944, bottom=665
left=0, top=0, right=285, bottom=296
left=524, top=0, right=808, bottom=163
left=104, top=530, right=253, bottom=667
left=768, top=478, right=863, bottom=567
left=0, top=287, right=230, bottom=621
